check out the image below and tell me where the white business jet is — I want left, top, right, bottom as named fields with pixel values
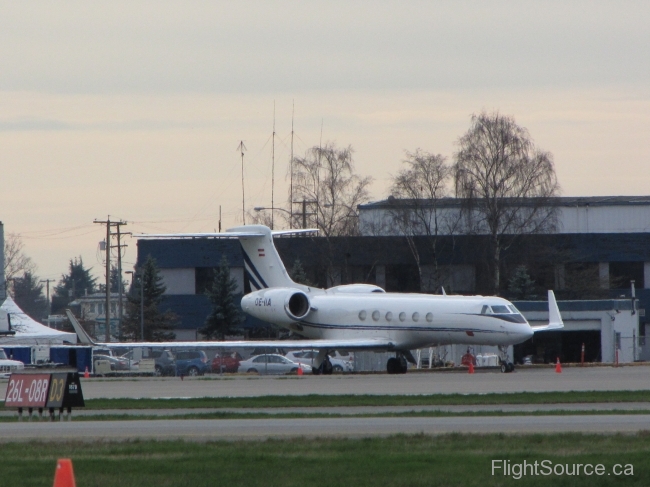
left=68, top=225, right=563, bottom=374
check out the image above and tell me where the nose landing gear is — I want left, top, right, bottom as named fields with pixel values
left=498, top=345, right=515, bottom=373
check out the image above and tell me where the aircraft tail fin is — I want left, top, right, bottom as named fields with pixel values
left=531, top=290, right=564, bottom=332
left=65, top=309, right=98, bottom=345
left=228, top=225, right=314, bottom=290
left=135, top=225, right=318, bottom=291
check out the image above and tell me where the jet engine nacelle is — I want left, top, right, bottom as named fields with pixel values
left=241, top=287, right=311, bottom=326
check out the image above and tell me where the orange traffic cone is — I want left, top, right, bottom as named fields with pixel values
left=83, top=367, right=89, bottom=379
left=555, top=357, right=562, bottom=373
left=53, top=459, right=76, bottom=487
left=297, top=364, right=303, bottom=376
left=468, top=361, right=475, bottom=374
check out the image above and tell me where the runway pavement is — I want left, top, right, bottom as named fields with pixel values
left=2, top=415, right=650, bottom=442
left=3, top=367, right=650, bottom=441
left=2, top=365, right=647, bottom=400
left=3, top=402, right=650, bottom=418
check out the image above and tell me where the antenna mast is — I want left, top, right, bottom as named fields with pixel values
left=271, top=101, right=276, bottom=230
left=238, top=140, right=247, bottom=224
left=290, top=101, right=294, bottom=229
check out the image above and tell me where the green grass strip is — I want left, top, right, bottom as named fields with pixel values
left=42, top=390, right=650, bottom=410
left=2, top=408, right=650, bottom=422
left=2, top=433, right=649, bottom=487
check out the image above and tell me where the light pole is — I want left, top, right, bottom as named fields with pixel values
left=253, top=207, right=292, bottom=230
left=126, top=270, right=144, bottom=341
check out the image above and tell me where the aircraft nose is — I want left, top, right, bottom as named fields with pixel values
left=522, top=324, right=534, bottom=341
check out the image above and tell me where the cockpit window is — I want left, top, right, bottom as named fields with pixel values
left=490, top=305, right=510, bottom=314
left=507, top=305, right=519, bottom=314
left=481, top=305, right=491, bottom=315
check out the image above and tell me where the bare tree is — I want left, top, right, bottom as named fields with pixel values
left=291, top=143, right=372, bottom=237
left=389, top=150, right=456, bottom=291
left=4, top=233, right=36, bottom=281
left=453, top=111, right=560, bottom=293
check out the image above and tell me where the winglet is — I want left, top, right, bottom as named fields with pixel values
left=65, top=309, right=97, bottom=345
left=531, top=290, right=564, bottom=332
left=547, top=290, right=563, bottom=328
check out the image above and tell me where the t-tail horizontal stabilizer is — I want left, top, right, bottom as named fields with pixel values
left=65, top=309, right=97, bottom=345
left=531, top=290, right=564, bottom=332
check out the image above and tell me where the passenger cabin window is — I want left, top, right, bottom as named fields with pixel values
left=372, top=310, right=380, bottom=321
left=412, top=312, right=420, bottom=322
left=426, top=312, right=433, bottom=322
left=386, top=312, right=393, bottom=321
left=399, top=312, right=406, bottom=322
left=359, top=310, right=367, bottom=321
left=491, top=305, right=510, bottom=314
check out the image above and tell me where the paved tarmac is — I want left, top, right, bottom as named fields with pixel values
left=2, top=365, right=647, bottom=400
left=2, top=415, right=650, bottom=442
left=3, top=367, right=650, bottom=441
left=3, top=402, right=650, bottom=418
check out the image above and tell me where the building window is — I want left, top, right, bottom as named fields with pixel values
left=196, top=267, right=216, bottom=294
left=609, top=261, right=644, bottom=289
left=89, top=303, right=95, bottom=313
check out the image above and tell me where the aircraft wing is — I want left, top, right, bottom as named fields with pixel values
left=531, top=290, right=564, bottom=332
left=96, top=338, right=394, bottom=351
left=66, top=309, right=393, bottom=351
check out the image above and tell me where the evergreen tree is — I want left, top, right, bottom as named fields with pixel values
left=290, top=258, right=312, bottom=287
left=507, top=266, right=537, bottom=300
left=201, top=256, right=244, bottom=340
left=109, top=267, right=127, bottom=293
left=12, top=272, right=48, bottom=321
left=122, top=256, right=177, bottom=341
left=51, top=257, right=97, bottom=313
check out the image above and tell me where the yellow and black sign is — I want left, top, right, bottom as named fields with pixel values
left=4, top=371, right=85, bottom=409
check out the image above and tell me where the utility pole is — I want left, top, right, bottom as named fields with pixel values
left=111, top=224, right=129, bottom=341
left=39, top=279, right=55, bottom=319
left=94, top=217, right=127, bottom=342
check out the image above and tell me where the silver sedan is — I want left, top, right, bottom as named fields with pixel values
left=238, top=354, right=312, bottom=375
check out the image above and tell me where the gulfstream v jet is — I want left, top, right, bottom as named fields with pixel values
left=69, top=225, right=563, bottom=374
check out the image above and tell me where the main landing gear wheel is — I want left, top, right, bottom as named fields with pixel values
left=313, top=357, right=333, bottom=375
left=386, top=356, right=408, bottom=374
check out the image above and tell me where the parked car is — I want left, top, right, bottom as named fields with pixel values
left=211, top=351, right=243, bottom=373
left=285, top=350, right=353, bottom=373
left=238, top=354, right=311, bottom=375
left=122, top=349, right=177, bottom=376
left=0, top=349, right=24, bottom=378
left=93, top=354, right=130, bottom=372
left=174, top=350, right=209, bottom=376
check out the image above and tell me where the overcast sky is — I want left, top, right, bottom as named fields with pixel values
left=1, top=1, right=649, bottom=284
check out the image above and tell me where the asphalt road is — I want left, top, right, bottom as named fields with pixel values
left=2, top=365, right=647, bottom=400
left=2, top=415, right=650, bottom=442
